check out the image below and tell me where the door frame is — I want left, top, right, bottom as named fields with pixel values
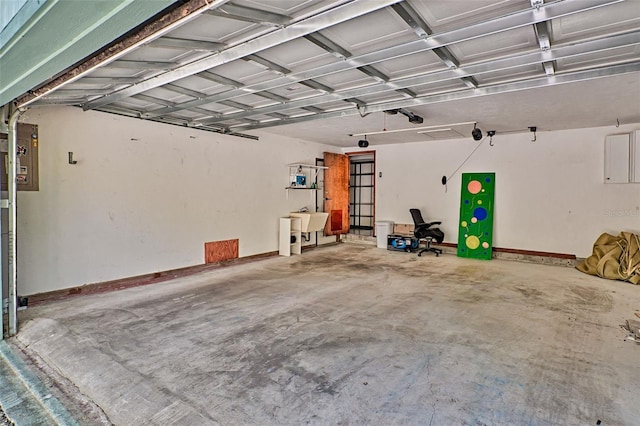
left=345, top=150, right=376, bottom=236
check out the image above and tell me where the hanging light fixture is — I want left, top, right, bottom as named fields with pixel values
left=358, top=135, right=369, bottom=148
left=471, top=123, right=483, bottom=141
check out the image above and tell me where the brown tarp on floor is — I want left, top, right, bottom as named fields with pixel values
left=576, top=232, right=640, bottom=284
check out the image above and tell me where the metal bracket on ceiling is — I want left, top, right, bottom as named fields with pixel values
left=531, top=0, right=544, bottom=10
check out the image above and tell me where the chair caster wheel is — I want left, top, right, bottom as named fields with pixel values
left=418, top=253, right=422, bottom=257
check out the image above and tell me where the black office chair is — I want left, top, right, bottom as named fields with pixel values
left=410, top=208, right=444, bottom=257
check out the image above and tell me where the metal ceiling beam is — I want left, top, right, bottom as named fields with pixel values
left=343, top=97, right=366, bottom=107
left=151, top=41, right=369, bottom=118
left=205, top=3, right=290, bottom=27
left=219, top=99, right=252, bottom=111
left=534, top=22, right=551, bottom=51
left=137, top=0, right=621, bottom=119
left=357, top=65, right=390, bottom=82
left=304, top=33, right=351, bottom=59
left=534, top=21, right=555, bottom=75
left=302, top=106, right=325, bottom=113
left=542, top=61, right=556, bottom=76
left=111, top=60, right=175, bottom=70
left=461, top=77, right=479, bottom=89
left=197, top=69, right=290, bottom=103
left=33, top=98, right=90, bottom=105
left=267, top=112, right=290, bottom=119
left=229, top=61, right=640, bottom=131
left=149, top=37, right=225, bottom=51
left=96, top=105, right=153, bottom=118
left=249, top=51, right=364, bottom=111
left=257, top=91, right=289, bottom=102
left=391, top=2, right=460, bottom=69
left=133, top=93, right=176, bottom=107
left=164, top=83, right=207, bottom=98
left=390, top=2, right=430, bottom=38
left=392, top=0, right=497, bottom=92
left=299, top=80, right=335, bottom=93
left=93, top=105, right=259, bottom=140
left=133, top=93, right=221, bottom=118
left=191, top=31, right=640, bottom=124
left=531, top=0, right=545, bottom=9
left=432, top=48, right=460, bottom=69
left=47, top=89, right=114, bottom=97
left=249, top=35, right=406, bottom=113
left=192, top=107, right=221, bottom=117
left=304, top=33, right=401, bottom=91
left=75, top=77, right=142, bottom=85
left=195, top=71, right=243, bottom=87
left=245, top=54, right=291, bottom=75
left=83, top=0, right=403, bottom=110
left=396, top=88, right=418, bottom=97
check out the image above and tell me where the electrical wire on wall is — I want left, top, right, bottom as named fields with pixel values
left=441, top=135, right=489, bottom=192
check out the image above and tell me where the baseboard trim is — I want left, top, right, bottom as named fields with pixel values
left=438, top=242, right=576, bottom=259
left=27, top=250, right=278, bottom=306
left=27, top=243, right=341, bottom=307
left=26, top=241, right=575, bottom=306
left=343, top=237, right=577, bottom=266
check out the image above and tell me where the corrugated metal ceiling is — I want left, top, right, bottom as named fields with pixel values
left=17, top=0, right=640, bottom=142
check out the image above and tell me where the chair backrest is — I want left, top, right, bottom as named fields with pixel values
left=410, top=208, right=425, bottom=226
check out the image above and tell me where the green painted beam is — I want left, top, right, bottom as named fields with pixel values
left=1, top=0, right=42, bottom=43
left=0, top=0, right=176, bottom=106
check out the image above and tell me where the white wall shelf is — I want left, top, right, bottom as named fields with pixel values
left=286, top=163, right=328, bottom=198
left=286, top=163, right=327, bottom=188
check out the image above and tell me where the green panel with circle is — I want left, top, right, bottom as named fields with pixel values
left=457, top=172, right=495, bottom=260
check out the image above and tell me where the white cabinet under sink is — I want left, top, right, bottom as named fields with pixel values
left=279, top=217, right=301, bottom=256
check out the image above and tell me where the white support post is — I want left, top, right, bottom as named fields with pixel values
left=7, top=108, right=24, bottom=337
left=0, top=109, right=5, bottom=340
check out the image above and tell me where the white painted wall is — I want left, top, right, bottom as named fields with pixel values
left=18, top=107, right=336, bottom=295
left=15, top=107, right=640, bottom=294
left=372, top=124, right=640, bottom=258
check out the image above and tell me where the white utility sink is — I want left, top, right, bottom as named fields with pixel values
left=289, top=212, right=329, bottom=232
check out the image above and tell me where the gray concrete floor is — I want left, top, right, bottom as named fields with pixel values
left=0, top=339, right=77, bottom=426
left=11, top=244, right=640, bottom=425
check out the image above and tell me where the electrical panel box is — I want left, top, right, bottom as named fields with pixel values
left=0, top=122, right=39, bottom=191
left=604, top=132, right=640, bottom=184
left=604, top=133, right=630, bottom=183
left=631, top=130, right=640, bottom=183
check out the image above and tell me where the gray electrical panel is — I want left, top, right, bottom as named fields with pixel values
left=0, top=122, right=39, bottom=191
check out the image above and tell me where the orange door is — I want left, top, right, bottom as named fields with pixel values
left=323, top=152, right=350, bottom=236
